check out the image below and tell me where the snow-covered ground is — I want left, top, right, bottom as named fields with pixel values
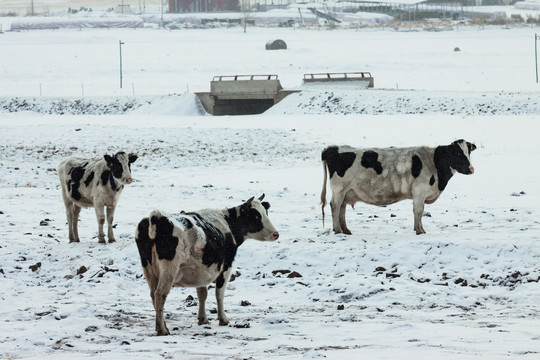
left=1, top=24, right=540, bottom=360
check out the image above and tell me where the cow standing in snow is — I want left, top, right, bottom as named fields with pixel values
left=58, top=152, right=138, bottom=243
left=135, top=195, right=279, bottom=336
left=321, top=140, right=476, bottom=235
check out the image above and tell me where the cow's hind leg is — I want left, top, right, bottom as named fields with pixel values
left=62, top=192, right=79, bottom=243
left=339, top=201, right=352, bottom=235
left=196, top=286, right=209, bottom=325
left=154, top=274, right=175, bottom=336
left=106, top=205, right=116, bottom=243
left=71, top=204, right=82, bottom=243
left=413, top=196, right=426, bottom=235
left=330, top=192, right=346, bottom=234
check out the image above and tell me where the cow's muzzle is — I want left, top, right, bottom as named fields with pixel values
left=469, top=167, right=475, bottom=175
left=125, top=178, right=133, bottom=184
left=272, top=232, right=280, bottom=240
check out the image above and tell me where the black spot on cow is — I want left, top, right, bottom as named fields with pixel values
left=135, top=218, right=153, bottom=267
left=69, top=166, right=86, bottom=182
left=68, top=166, right=86, bottom=201
left=429, top=175, right=435, bottom=186
left=361, top=151, right=383, bottom=175
left=434, top=143, right=472, bottom=191
left=104, top=154, right=124, bottom=179
left=434, top=147, right=454, bottom=191
left=84, top=171, right=94, bottom=187
left=151, top=215, right=179, bottom=261
left=411, top=155, right=422, bottom=178
left=226, top=205, right=267, bottom=244
left=187, top=213, right=238, bottom=274
left=100, top=170, right=118, bottom=191
left=178, top=216, right=193, bottom=229
left=216, top=273, right=226, bottom=289
left=322, top=146, right=356, bottom=179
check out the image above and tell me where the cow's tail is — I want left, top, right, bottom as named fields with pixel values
left=321, top=157, right=329, bottom=228
left=148, top=210, right=163, bottom=240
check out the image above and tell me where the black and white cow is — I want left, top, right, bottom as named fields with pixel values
left=135, top=194, right=279, bottom=336
left=58, top=152, right=138, bottom=243
left=321, top=140, right=476, bottom=235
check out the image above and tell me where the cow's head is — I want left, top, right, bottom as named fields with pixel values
left=235, top=194, right=279, bottom=242
left=448, top=139, right=476, bottom=175
left=104, top=152, right=138, bottom=185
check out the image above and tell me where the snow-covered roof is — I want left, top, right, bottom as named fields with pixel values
left=353, top=0, right=428, bottom=5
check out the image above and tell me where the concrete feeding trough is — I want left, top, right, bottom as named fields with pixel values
left=196, top=74, right=298, bottom=116
left=303, top=72, right=374, bottom=88
left=266, top=39, right=287, bottom=50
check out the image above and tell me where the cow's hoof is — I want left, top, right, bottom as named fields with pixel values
left=156, top=329, right=170, bottom=336
left=415, top=230, right=426, bottom=235
left=69, top=239, right=80, bottom=243
left=198, top=317, right=209, bottom=325
left=343, top=229, right=352, bottom=235
left=108, top=238, right=116, bottom=243
left=219, top=319, right=229, bottom=326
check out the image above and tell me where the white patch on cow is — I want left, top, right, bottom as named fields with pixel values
left=401, top=177, right=409, bottom=194
left=395, top=158, right=409, bottom=174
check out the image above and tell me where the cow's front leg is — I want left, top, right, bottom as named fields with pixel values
left=215, top=271, right=231, bottom=326
left=196, top=286, right=209, bottom=325
left=94, top=201, right=106, bottom=243
left=106, top=205, right=116, bottom=243
left=330, top=193, right=345, bottom=234
left=412, top=196, right=426, bottom=235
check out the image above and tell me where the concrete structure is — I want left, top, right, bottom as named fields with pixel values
left=196, top=75, right=298, bottom=115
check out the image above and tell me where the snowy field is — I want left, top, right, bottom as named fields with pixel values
left=1, top=23, right=540, bottom=360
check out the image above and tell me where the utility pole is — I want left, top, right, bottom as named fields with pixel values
left=536, top=33, right=539, bottom=84
left=119, top=40, right=125, bottom=88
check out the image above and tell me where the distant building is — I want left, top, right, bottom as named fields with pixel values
left=168, top=0, right=240, bottom=12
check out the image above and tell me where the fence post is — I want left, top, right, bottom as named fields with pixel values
left=534, top=33, right=540, bottom=84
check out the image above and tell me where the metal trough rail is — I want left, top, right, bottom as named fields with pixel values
left=212, top=74, right=278, bottom=82
left=303, top=72, right=374, bottom=87
left=210, top=74, right=282, bottom=100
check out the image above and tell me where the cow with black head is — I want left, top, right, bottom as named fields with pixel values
left=58, top=151, right=138, bottom=243
left=135, top=194, right=279, bottom=336
left=321, top=140, right=476, bottom=235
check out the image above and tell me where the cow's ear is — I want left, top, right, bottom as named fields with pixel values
left=104, top=155, right=114, bottom=166
left=129, top=154, right=138, bottom=163
left=467, top=142, right=477, bottom=152
left=262, top=201, right=270, bottom=210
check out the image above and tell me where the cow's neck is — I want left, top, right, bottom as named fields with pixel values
left=224, top=206, right=250, bottom=247
left=433, top=145, right=454, bottom=191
